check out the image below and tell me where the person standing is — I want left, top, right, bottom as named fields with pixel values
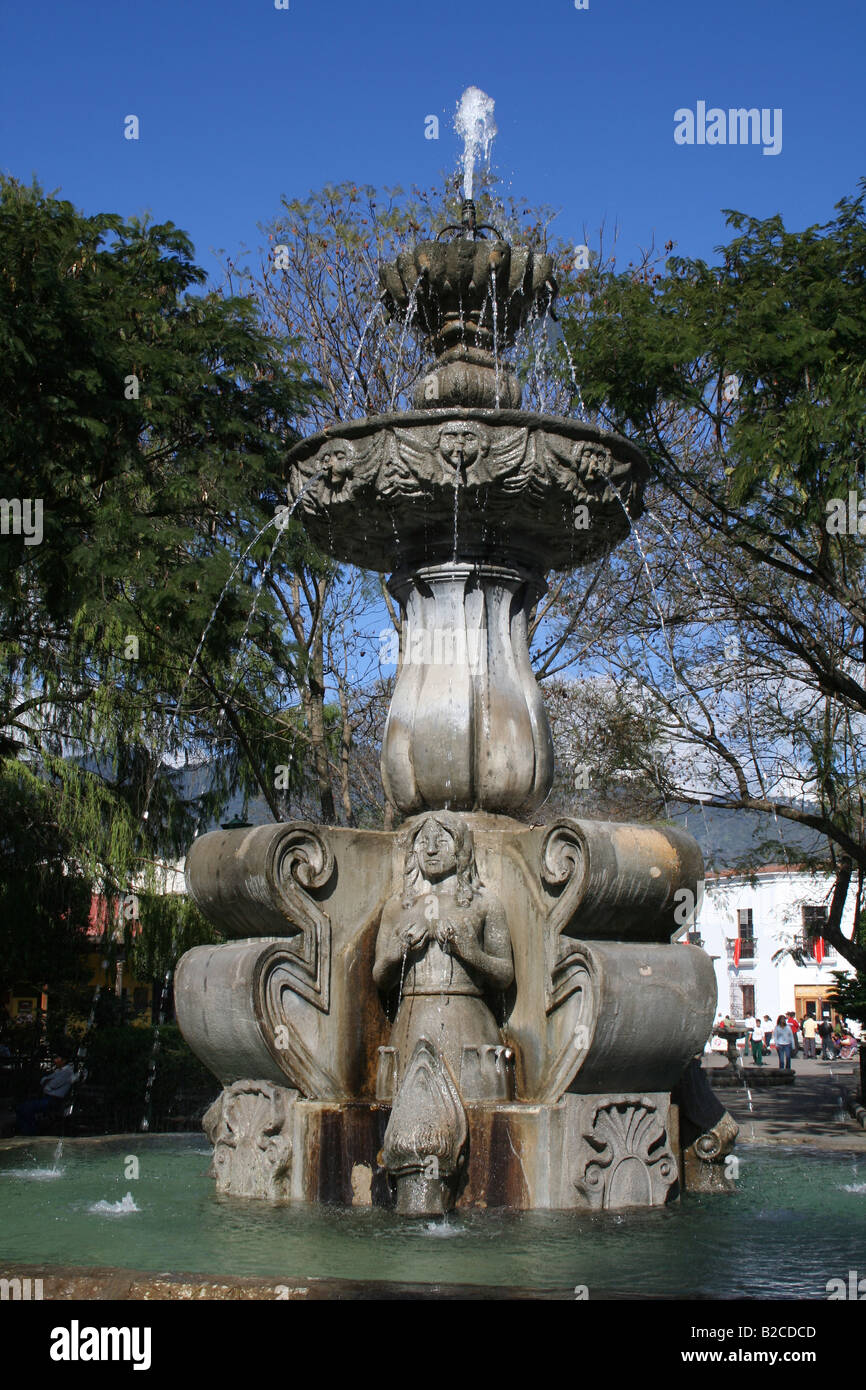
left=749, top=1016, right=764, bottom=1066
left=773, top=1015, right=794, bottom=1070
left=762, top=1015, right=774, bottom=1049
left=802, top=1014, right=818, bottom=1059
left=788, top=1012, right=802, bottom=1055
left=817, top=1015, right=835, bottom=1060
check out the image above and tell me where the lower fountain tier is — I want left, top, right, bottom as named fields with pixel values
left=203, top=1088, right=685, bottom=1211
left=178, top=813, right=712, bottom=1103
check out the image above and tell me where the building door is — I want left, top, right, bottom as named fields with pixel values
left=741, top=984, right=756, bottom=1019
left=793, top=985, right=843, bottom=1026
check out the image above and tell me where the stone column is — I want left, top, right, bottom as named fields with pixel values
left=380, top=561, right=554, bottom=816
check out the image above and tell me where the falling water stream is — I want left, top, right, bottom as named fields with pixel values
left=140, top=965, right=174, bottom=1132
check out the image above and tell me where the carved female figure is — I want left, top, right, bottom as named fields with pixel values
left=373, top=812, right=513, bottom=1095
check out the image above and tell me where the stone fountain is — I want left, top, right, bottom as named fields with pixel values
left=175, top=94, right=735, bottom=1214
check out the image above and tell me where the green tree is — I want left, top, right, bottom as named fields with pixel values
left=560, top=181, right=866, bottom=971
left=0, top=176, right=317, bottom=984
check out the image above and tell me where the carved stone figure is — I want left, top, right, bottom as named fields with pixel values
left=203, top=1080, right=296, bottom=1200
left=437, top=421, right=486, bottom=471
left=381, top=1039, right=468, bottom=1215
left=574, top=1096, right=678, bottom=1210
left=373, top=812, right=513, bottom=1097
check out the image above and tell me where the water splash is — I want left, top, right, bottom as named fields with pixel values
left=454, top=87, right=497, bottom=202
left=88, top=1192, right=139, bottom=1215
left=2, top=1165, right=65, bottom=1181
left=422, top=1216, right=463, bottom=1238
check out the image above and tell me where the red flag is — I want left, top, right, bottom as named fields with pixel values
left=733, top=938, right=741, bottom=967
left=814, top=937, right=825, bottom=964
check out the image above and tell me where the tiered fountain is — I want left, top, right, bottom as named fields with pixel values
left=175, top=91, right=735, bottom=1215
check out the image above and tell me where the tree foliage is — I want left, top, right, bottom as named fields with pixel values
left=560, top=181, right=866, bottom=970
left=0, top=176, right=317, bottom=984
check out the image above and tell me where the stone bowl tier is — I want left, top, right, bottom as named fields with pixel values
left=285, top=409, right=648, bottom=574
left=379, top=241, right=556, bottom=357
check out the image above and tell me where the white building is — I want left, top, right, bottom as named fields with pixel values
left=682, top=865, right=859, bottom=1030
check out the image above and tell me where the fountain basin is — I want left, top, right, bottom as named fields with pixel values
left=379, top=240, right=556, bottom=358
left=285, top=409, right=648, bottom=574
left=2, top=1135, right=864, bottom=1298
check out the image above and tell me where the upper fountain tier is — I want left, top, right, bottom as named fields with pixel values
left=285, top=213, right=648, bottom=576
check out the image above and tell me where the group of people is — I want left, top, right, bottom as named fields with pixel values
left=716, top=1011, right=855, bottom=1070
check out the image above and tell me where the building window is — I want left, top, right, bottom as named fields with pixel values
left=802, top=905, right=828, bottom=937
left=736, top=908, right=755, bottom=958
left=798, top=905, right=834, bottom=961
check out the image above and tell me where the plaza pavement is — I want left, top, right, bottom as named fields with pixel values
left=702, top=1052, right=865, bottom=1150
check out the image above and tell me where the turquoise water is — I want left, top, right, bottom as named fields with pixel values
left=1, top=1136, right=863, bottom=1297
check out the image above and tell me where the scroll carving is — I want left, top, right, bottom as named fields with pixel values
left=264, top=821, right=335, bottom=1011
left=204, top=1080, right=296, bottom=1200
left=574, top=1097, right=677, bottom=1210
left=540, top=820, right=589, bottom=1013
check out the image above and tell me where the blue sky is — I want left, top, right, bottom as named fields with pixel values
left=2, top=0, right=864, bottom=277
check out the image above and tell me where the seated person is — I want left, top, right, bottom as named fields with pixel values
left=15, top=1054, right=80, bottom=1135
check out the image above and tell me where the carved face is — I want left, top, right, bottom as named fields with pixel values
left=578, top=444, right=615, bottom=497
left=438, top=424, right=482, bottom=470
left=414, top=818, right=458, bottom=882
left=321, top=441, right=354, bottom=487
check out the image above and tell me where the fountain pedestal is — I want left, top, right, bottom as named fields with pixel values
left=176, top=812, right=717, bottom=1209
left=382, top=561, right=552, bottom=816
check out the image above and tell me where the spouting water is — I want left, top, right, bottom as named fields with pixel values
left=490, top=266, right=501, bottom=408
left=454, top=87, right=497, bottom=202
left=345, top=299, right=387, bottom=414
left=389, top=275, right=424, bottom=411
left=88, top=1192, right=139, bottom=1215
left=140, top=469, right=327, bottom=831
left=138, top=511, right=289, bottom=826
left=141, top=965, right=173, bottom=1132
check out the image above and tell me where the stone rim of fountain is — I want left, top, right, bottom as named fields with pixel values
left=286, top=407, right=649, bottom=574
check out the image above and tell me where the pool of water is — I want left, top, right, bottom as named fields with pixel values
left=1, top=1137, right=863, bottom=1297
